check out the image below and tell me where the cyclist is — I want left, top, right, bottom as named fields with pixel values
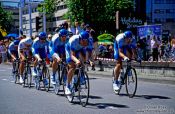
left=113, top=31, right=137, bottom=93
left=49, top=29, right=68, bottom=85
left=8, top=40, right=20, bottom=62
left=32, top=32, right=49, bottom=77
left=65, top=31, right=94, bottom=95
left=18, top=37, right=33, bottom=83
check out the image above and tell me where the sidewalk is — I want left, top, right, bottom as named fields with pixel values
left=87, top=66, right=175, bottom=85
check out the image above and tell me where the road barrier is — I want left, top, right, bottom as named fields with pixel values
left=95, top=57, right=175, bottom=77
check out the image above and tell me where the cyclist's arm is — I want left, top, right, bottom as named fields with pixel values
left=71, top=50, right=79, bottom=64
left=49, top=40, right=60, bottom=60
left=119, top=48, right=127, bottom=59
left=19, top=49, right=26, bottom=60
left=31, top=42, right=41, bottom=61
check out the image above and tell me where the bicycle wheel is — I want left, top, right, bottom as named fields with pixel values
left=66, top=77, right=76, bottom=103
left=54, top=68, right=61, bottom=95
left=62, top=67, right=67, bottom=95
left=14, top=63, right=20, bottom=84
left=27, top=65, right=32, bottom=88
left=43, top=67, right=50, bottom=92
left=78, top=72, right=90, bottom=107
left=23, top=66, right=28, bottom=87
left=125, top=68, right=137, bottom=98
left=35, top=76, right=40, bottom=90
left=11, top=62, right=16, bottom=82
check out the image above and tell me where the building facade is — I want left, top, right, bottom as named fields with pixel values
left=146, top=0, right=175, bottom=36
left=1, top=1, right=67, bottom=37
left=22, top=3, right=67, bottom=36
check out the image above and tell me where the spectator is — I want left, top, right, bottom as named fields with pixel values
left=146, top=35, right=151, bottom=60
left=151, top=36, right=160, bottom=61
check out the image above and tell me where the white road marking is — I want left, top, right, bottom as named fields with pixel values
left=2, top=78, right=8, bottom=81
left=108, top=106, right=118, bottom=110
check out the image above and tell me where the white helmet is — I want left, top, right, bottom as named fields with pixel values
left=25, top=37, right=33, bottom=45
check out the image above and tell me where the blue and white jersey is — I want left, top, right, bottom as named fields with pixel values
left=65, top=35, right=93, bottom=63
left=115, top=33, right=136, bottom=49
left=32, top=38, right=49, bottom=59
left=66, top=35, right=93, bottom=52
left=8, top=41, right=17, bottom=55
left=49, top=34, right=68, bottom=57
left=114, top=33, right=136, bottom=60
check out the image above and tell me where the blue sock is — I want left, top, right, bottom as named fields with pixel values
left=34, top=67, right=37, bottom=73
left=52, top=71, right=56, bottom=76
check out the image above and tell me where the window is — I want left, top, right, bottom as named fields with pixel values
left=166, top=18, right=174, bottom=22
left=155, top=0, right=164, bottom=4
left=32, top=18, right=35, bottom=23
left=166, top=9, right=175, bottom=14
left=154, top=18, right=161, bottom=23
left=13, top=12, right=18, bottom=15
left=154, top=9, right=164, bottom=14
left=166, top=0, right=175, bottom=4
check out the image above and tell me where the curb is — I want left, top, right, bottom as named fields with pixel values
left=87, top=67, right=175, bottom=85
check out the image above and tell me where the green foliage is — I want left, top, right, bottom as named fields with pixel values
left=97, top=33, right=114, bottom=41
left=40, top=0, right=134, bottom=34
left=0, top=6, right=13, bottom=32
left=37, top=0, right=65, bottom=14
left=66, top=0, right=134, bottom=34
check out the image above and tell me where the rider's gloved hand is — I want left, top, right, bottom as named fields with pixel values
left=38, top=58, right=42, bottom=62
left=124, top=56, right=129, bottom=61
left=76, top=60, right=81, bottom=66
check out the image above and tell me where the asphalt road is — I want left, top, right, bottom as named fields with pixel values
left=0, top=64, right=175, bottom=114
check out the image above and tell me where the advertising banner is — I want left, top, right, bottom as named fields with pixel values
left=137, top=24, right=162, bottom=38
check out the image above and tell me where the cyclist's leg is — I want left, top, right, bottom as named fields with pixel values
left=66, top=61, right=76, bottom=95
left=33, top=58, right=38, bottom=76
left=51, top=57, right=58, bottom=84
left=19, top=50, right=25, bottom=83
left=113, top=43, right=122, bottom=92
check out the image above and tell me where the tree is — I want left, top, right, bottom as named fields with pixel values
left=37, top=0, right=65, bottom=14
left=0, top=6, right=13, bottom=33
left=66, top=0, right=134, bottom=35
left=38, top=0, right=134, bottom=35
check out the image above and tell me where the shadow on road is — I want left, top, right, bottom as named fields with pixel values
left=118, top=93, right=171, bottom=99
left=70, top=101, right=129, bottom=109
left=89, top=77, right=98, bottom=80
left=89, top=95, right=103, bottom=99
left=134, top=94, right=171, bottom=99
left=86, top=102, right=129, bottom=109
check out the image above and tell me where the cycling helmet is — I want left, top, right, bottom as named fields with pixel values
left=38, top=32, right=47, bottom=40
left=14, top=40, right=20, bottom=45
left=79, top=31, right=89, bottom=40
left=59, top=29, right=68, bottom=37
left=124, top=31, right=132, bottom=39
left=25, top=37, right=33, bottom=45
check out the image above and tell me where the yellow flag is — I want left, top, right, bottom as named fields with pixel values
left=0, top=26, right=7, bottom=37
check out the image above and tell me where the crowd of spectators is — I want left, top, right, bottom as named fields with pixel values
left=0, top=20, right=175, bottom=63
left=137, top=35, right=175, bottom=62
